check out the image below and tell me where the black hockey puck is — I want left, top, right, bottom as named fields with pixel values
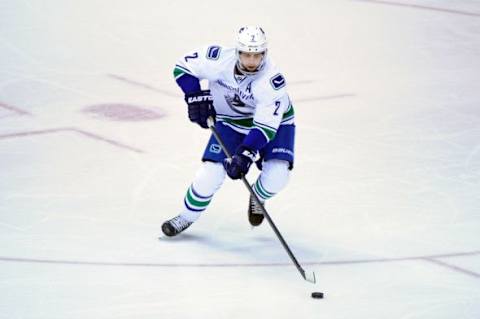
left=311, top=292, right=324, bottom=299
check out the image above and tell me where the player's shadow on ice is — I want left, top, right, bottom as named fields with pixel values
left=158, top=233, right=206, bottom=242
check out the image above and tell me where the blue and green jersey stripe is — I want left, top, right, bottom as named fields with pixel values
left=216, top=104, right=294, bottom=142
left=173, top=65, right=193, bottom=80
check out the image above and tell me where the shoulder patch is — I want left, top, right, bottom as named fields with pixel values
left=206, top=46, right=221, bottom=60
left=270, top=73, right=286, bottom=90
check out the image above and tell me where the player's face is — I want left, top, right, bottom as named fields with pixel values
left=239, top=52, right=264, bottom=72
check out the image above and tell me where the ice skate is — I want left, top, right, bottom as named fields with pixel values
left=161, top=215, right=193, bottom=237
left=248, top=194, right=264, bottom=226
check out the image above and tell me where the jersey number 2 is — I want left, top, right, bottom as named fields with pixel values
left=274, top=101, right=281, bottom=115
left=184, top=52, right=198, bottom=62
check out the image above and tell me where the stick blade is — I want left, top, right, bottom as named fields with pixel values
left=304, top=270, right=316, bottom=284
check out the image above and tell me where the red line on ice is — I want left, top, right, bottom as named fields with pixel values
left=424, top=258, right=480, bottom=278
left=107, top=74, right=180, bottom=98
left=70, top=128, right=144, bottom=153
left=0, top=102, right=31, bottom=115
left=0, top=250, right=479, bottom=278
left=0, top=127, right=144, bottom=153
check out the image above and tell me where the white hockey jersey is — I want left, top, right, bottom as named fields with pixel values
left=174, top=45, right=294, bottom=142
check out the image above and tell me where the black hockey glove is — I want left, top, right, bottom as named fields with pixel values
left=223, top=145, right=257, bottom=180
left=185, top=90, right=216, bottom=129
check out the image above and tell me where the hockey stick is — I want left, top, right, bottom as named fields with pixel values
left=207, top=118, right=316, bottom=284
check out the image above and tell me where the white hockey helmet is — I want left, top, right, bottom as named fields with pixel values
left=235, top=26, right=268, bottom=74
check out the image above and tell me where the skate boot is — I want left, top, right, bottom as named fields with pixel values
left=248, top=194, right=264, bottom=226
left=162, top=215, right=193, bottom=237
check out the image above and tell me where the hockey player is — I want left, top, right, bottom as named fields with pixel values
left=162, top=26, right=295, bottom=236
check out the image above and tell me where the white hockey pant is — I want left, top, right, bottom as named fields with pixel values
left=180, top=160, right=290, bottom=222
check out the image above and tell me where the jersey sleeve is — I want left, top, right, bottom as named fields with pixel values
left=173, top=45, right=223, bottom=82
left=242, top=73, right=291, bottom=151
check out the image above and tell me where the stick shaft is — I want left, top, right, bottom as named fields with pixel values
left=208, top=122, right=312, bottom=282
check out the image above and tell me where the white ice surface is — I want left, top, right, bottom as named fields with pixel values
left=1, top=0, right=480, bottom=318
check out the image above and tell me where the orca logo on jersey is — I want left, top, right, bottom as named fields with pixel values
left=187, top=95, right=213, bottom=103
left=231, top=94, right=245, bottom=107
left=270, top=73, right=286, bottom=90
left=224, top=94, right=254, bottom=115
